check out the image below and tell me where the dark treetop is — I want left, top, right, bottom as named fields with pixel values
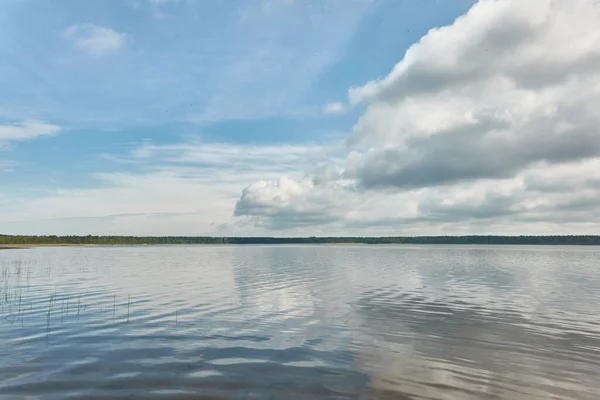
left=2, top=235, right=600, bottom=246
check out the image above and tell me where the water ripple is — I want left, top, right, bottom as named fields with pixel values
left=2, top=245, right=600, bottom=399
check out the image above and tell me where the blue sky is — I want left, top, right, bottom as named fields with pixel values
left=2, top=0, right=599, bottom=236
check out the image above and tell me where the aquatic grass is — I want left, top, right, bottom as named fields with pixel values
left=45, top=292, right=55, bottom=342
left=18, top=293, right=22, bottom=326
left=61, top=299, right=66, bottom=324
left=0, top=256, right=188, bottom=341
left=47, top=293, right=54, bottom=317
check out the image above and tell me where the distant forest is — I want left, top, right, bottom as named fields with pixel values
left=2, top=235, right=600, bottom=246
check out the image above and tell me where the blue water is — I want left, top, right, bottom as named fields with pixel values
left=1, top=245, right=600, bottom=399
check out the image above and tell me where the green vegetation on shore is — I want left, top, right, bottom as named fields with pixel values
left=2, top=234, right=600, bottom=246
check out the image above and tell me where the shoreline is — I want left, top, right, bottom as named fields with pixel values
left=0, top=243, right=367, bottom=248
left=3, top=235, right=600, bottom=247
left=0, top=244, right=98, bottom=249
left=2, top=242, right=600, bottom=248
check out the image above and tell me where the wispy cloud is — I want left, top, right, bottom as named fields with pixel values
left=0, top=160, right=16, bottom=172
left=0, top=120, right=60, bottom=144
left=63, top=24, right=128, bottom=56
left=183, top=0, right=372, bottom=123
left=322, top=102, right=346, bottom=114
left=145, top=0, right=180, bottom=4
left=0, top=120, right=59, bottom=176
left=140, top=0, right=183, bottom=18
left=131, top=141, right=334, bottom=172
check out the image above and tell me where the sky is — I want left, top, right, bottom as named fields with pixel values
left=1, top=0, right=599, bottom=237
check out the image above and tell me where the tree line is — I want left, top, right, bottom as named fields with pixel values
left=2, top=235, right=600, bottom=245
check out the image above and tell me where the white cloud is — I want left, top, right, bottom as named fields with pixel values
left=345, top=0, right=600, bottom=189
left=234, top=160, right=600, bottom=234
left=0, top=141, right=336, bottom=235
left=235, top=177, right=345, bottom=229
left=234, top=0, right=600, bottom=233
left=0, top=120, right=60, bottom=178
left=9, top=0, right=600, bottom=236
left=323, top=102, right=346, bottom=114
left=130, top=141, right=332, bottom=172
left=63, top=24, right=127, bottom=56
left=0, top=120, right=60, bottom=143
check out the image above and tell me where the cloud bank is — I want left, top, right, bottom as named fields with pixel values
left=0, top=141, right=335, bottom=236
left=235, top=0, right=600, bottom=233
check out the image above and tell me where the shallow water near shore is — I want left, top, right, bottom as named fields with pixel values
left=2, top=244, right=600, bottom=399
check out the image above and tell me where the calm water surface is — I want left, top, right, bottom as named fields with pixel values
left=2, top=245, right=600, bottom=399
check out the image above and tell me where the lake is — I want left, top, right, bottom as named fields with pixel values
left=1, top=245, right=600, bottom=399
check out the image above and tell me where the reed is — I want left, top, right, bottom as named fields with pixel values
left=18, top=294, right=22, bottom=326
left=45, top=293, right=55, bottom=342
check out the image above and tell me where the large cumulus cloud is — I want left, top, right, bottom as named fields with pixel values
left=346, top=0, right=600, bottom=189
left=235, top=0, right=600, bottom=232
